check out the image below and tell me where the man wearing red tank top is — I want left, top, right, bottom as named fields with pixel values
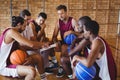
left=51, top=4, right=79, bottom=78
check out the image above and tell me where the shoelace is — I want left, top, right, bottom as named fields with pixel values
left=49, top=61, right=54, bottom=67
left=58, top=67, right=63, bottom=73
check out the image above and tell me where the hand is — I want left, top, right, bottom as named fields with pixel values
left=42, top=42, right=50, bottom=48
left=71, top=55, right=79, bottom=67
left=23, top=56, right=33, bottom=65
left=64, top=30, right=73, bottom=38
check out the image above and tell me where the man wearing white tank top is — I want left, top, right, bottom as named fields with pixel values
left=69, top=20, right=116, bottom=80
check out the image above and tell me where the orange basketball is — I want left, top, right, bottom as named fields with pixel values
left=10, top=49, right=27, bottom=65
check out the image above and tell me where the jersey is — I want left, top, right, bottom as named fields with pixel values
left=87, top=36, right=116, bottom=80
left=59, top=17, right=74, bottom=41
left=0, top=29, right=19, bottom=77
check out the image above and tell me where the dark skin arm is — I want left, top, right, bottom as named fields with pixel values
left=72, top=39, right=103, bottom=67
left=69, top=38, right=90, bottom=56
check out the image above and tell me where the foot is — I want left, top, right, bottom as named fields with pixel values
left=45, top=67, right=54, bottom=75
left=56, top=66, right=65, bottom=78
left=48, top=60, right=59, bottom=69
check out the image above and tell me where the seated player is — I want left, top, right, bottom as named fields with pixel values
left=69, top=20, right=117, bottom=80
left=0, top=16, right=48, bottom=80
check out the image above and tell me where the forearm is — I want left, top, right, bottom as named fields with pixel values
left=32, top=41, right=44, bottom=49
left=69, top=44, right=82, bottom=56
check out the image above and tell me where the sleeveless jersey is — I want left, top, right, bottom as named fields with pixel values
left=59, top=17, right=74, bottom=41
left=87, top=36, right=116, bottom=80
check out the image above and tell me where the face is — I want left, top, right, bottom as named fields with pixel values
left=83, top=25, right=90, bottom=40
left=24, top=15, right=31, bottom=21
left=36, top=16, right=45, bottom=25
left=78, top=20, right=84, bottom=32
left=18, top=20, right=27, bottom=32
left=57, top=9, right=67, bottom=21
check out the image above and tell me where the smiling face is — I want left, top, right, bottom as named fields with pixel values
left=57, top=9, right=67, bottom=21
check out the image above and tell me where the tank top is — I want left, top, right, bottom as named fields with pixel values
left=59, top=17, right=74, bottom=40
left=87, top=36, right=116, bottom=80
left=32, top=20, right=41, bottom=33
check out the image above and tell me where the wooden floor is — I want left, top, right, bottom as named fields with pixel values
left=0, top=36, right=120, bottom=80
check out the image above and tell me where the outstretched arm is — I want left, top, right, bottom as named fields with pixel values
left=69, top=39, right=89, bottom=56
left=72, top=39, right=102, bottom=67
left=7, top=29, right=46, bottom=49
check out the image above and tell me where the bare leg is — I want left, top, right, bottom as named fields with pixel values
left=30, top=54, right=44, bottom=74
left=61, top=56, right=72, bottom=75
left=17, top=65, right=36, bottom=80
left=30, top=54, right=48, bottom=80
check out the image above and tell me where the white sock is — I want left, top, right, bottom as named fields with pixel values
left=51, top=56, right=57, bottom=63
left=40, top=73, right=47, bottom=80
left=68, top=74, right=73, bottom=79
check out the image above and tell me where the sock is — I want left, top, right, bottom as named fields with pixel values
left=40, top=73, right=47, bottom=80
left=51, top=56, right=57, bottom=63
left=68, top=74, right=73, bottom=79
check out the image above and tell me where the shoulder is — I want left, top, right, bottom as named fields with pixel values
left=5, top=28, right=19, bottom=39
left=92, top=37, right=104, bottom=49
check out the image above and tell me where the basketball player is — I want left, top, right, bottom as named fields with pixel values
left=69, top=20, right=117, bottom=80
left=51, top=4, right=79, bottom=78
left=0, top=16, right=48, bottom=80
left=19, top=10, right=58, bottom=74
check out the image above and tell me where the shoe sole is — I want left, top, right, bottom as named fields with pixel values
left=56, top=75, right=64, bottom=78
left=45, top=72, right=53, bottom=75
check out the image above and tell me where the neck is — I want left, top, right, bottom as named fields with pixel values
left=63, top=16, right=69, bottom=23
left=89, top=35, right=98, bottom=42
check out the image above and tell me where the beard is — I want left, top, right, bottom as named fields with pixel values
left=60, top=18, right=64, bottom=21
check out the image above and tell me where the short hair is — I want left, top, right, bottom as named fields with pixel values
left=38, top=12, right=47, bottom=20
left=12, top=16, right=24, bottom=27
left=19, top=9, right=31, bottom=18
left=56, top=5, right=67, bottom=12
left=84, top=20, right=99, bottom=35
left=79, top=16, right=92, bottom=25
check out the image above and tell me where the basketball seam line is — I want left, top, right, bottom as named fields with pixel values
left=78, top=64, right=95, bottom=78
left=76, top=69, right=85, bottom=80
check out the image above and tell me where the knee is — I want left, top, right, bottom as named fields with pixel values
left=61, top=57, right=67, bottom=64
left=34, top=54, right=43, bottom=61
left=28, top=67, right=36, bottom=78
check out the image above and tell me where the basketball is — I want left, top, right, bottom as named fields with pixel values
left=64, top=34, right=77, bottom=45
left=10, top=49, right=27, bottom=65
left=75, top=62, right=96, bottom=80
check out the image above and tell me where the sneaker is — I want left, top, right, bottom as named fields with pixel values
left=56, top=66, right=65, bottom=78
left=48, top=60, right=59, bottom=69
left=45, top=67, right=54, bottom=75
